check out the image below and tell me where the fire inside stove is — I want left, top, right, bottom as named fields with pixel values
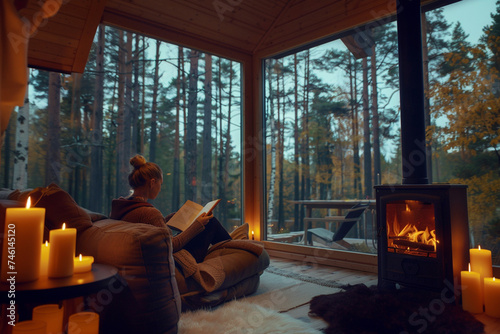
left=386, top=200, right=438, bottom=258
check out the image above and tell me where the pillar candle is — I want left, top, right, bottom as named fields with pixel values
left=68, top=312, right=99, bottom=334
left=461, top=264, right=483, bottom=313
left=470, top=245, right=492, bottom=305
left=48, top=223, right=76, bottom=278
left=12, top=320, right=46, bottom=334
left=470, top=245, right=493, bottom=281
left=39, top=241, right=50, bottom=277
left=1, top=197, right=45, bottom=283
left=32, top=304, right=64, bottom=334
left=484, top=277, right=500, bottom=318
left=74, top=254, right=94, bottom=274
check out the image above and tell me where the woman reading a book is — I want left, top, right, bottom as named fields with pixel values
left=110, top=154, right=232, bottom=263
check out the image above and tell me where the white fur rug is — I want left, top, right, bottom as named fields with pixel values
left=178, top=300, right=323, bottom=334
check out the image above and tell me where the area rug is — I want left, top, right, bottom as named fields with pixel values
left=244, top=270, right=342, bottom=312
left=178, top=299, right=322, bottom=334
left=309, top=283, right=485, bottom=334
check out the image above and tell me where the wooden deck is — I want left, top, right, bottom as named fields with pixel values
left=266, top=256, right=500, bottom=334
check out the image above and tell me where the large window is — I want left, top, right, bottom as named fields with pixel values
left=1, top=26, right=243, bottom=231
left=264, top=0, right=500, bottom=265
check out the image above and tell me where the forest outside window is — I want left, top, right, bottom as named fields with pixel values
left=0, top=26, right=244, bottom=232
left=263, top=0, right=500, bottom=266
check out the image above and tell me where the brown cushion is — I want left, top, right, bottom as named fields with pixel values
left=77, top=219, right=180, bottom=333
left=28, top=183, right=92, bottom=233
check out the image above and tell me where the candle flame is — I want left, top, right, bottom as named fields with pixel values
left=468, top=263, right=471, bottom=272
left=45, top=241, right=48, bottom=247
left=26, top=197, right=31, bottom=209
left=62, top=223, right=66, bottom=230
left=478, top=245, right=481, bottom=250
left=79, top=254, right=82, bottom=261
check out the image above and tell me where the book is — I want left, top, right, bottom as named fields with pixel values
left=166, top=199, right=221, bottom=232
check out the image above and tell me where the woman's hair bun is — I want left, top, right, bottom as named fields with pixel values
left=130, top=154, right=147, bottom=169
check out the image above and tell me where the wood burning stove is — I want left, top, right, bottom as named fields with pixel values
left=372, top=0, right=471, bottom=293
left=375, top=184, right=469, bottom=291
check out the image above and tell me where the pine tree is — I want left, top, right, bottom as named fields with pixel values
left=185, top=49, right=199, bottom=202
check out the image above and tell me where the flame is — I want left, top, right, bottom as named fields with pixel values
left=62, top=223, right=66, bottom=230
left=79, top=254, right=83, bottom=261
left=26, top=196, right=31, bottom=209
left=388, top=218, right=438, bottom=252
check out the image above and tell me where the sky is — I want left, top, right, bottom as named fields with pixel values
left=442, top=0, right=497, bottom=42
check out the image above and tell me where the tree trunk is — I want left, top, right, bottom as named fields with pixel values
left=150, top=40, right=161, bottom=162
left=293, top=54, right=301, bottom=231
left=13, top=84, right=29, bottom=189
left=201, top=54, right=213, bottom=204
left=371, top=43, right=381, bottom=191
left=185, top=50, right=199, bottom=202
left=46, top=72, right=61, bottom=185
left=222, top=61, right=234, bottom=226
left=278, top=65, right=285, bottom=232
left=172, top=46, right=182, bottom=210
left=89, top=24, right=105, bottom=213
left=131, top=34, right=141, bottom=155
left=299, top=51, right=311, bottom=230
left=70, top=72, right=82, bottom=202
left=122, top=32, right=133, bottom=189
left=267, top=62, right=277, bottom=233
left=304, top=52, right=311, bottom=203
left=140, top=36, right=146, bottom=154
left=362, top=58, right=372, bottom=198
left=217, top=59, right=223, bottom=221
left=421, top=12, right=433, bottom=182
left=116, top=31, right=128, bottom=197
left=351, top=56, right=361, bottom=198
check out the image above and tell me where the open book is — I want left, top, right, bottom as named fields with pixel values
left=166, top=199, right=221, bottom=232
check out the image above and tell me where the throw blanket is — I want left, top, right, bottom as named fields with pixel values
left=174, top=239, right=264, bottom=292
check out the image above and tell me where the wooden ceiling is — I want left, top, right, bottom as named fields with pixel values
left=19, top=0, right=451, bottom=74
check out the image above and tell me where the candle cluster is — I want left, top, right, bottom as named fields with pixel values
left=461, top=246, right=500, bottom=318
left=13, top=304, right=99, bottom=334
left=1, top=197, right=94, bottom=283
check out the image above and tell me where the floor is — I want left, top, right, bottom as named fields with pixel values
left=265, top=256, right=500, bottom=334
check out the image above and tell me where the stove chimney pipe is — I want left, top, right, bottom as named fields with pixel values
left=396, top=0, right=429, bottom=184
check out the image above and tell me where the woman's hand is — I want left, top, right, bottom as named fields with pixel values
left=196, top=212, right=213, bottom=226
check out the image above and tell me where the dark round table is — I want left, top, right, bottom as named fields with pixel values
left=0, top=263, right=119, bottom=304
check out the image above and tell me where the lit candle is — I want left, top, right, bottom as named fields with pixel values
left=1, top=197, right=46, bottom=283
left=470, top=245, right=493, bottom=282
left=484, top=277, right=500, bottom=318
left=470, top=245, right=492, bottom=304
left=251, top=230, right=255, bottom=240
left=48, top=223, right=76, bottom=278
left=461, top=263, right=483, bottom=313
left=74, top=254, right=94, bottom=274
left=12, top=320, right=46, bottom=334
left=32, top=304, right=64, bottom=334
left=39, top=241, right=50, bottom=277
left=68, top=312, right=99, bottom=334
